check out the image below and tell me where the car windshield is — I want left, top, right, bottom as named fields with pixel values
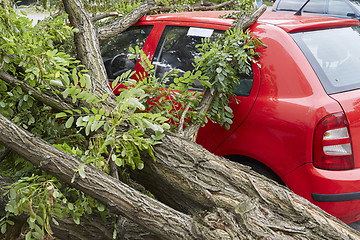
left=276, top=0, right=326, bottom=13
left=350, top=0, right=360, bottom=12
left=291, top=26, right=360, bottom=94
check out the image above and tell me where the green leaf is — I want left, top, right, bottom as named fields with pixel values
left=50, top=79, right=63, bottom=86
left=137, top=162, right=144, bottom=170
left=72, top=68, right=78, bottom=85
left=184, top=71, right=191, bottom=78
left=52, top=218, right=59, bottom=226
left=78, top=165, right=86, bottom=179
left=68, top=203, right=74, bottom=210
left=62, top=88, right=70, bottom=99
left=1, top=223, right=6, bottom=234
left=71, top=174, right=76, bottom=183
left=85, top=121, right=91, bottom=136
left=63, top=74, right=70, bottom=86
left=55, top=112, right=67, bottom=118
left=82, top=107, right=90, bottom=114
left=9, top=188, right=16, bottom=199
left=25, top=231, right=31, bottom=240
left=97, top=204, right=105, bottom=212
left=3, top=55, right=10, bottom=63
left=91, top=107, right=98, bottom=114
left=73, top=217, right=80, bottom=225
left=65, top=116, right=74, bottom=128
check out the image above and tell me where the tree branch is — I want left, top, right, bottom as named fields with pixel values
left=61, top=0, right=116, bottom=107
left=183, top=5, right=267, bottom=140
left=92, top=12, right=122, bottom=22
left=98, top=1, right=157, bottom=41
left=0, top=70, right=74, bottom=112
left=0, top=113, right=202, bottom=239
left=235, top=4, right=267, bottom=30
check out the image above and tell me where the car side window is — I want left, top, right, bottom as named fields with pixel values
left=153, top=26, right=220, bottom=88
left=328, top=0, right=354, bottom=16
left=100, top=25, right=153, bottom=80
left=153, top=26, right=254, bottom=96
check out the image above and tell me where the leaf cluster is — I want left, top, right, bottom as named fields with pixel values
left=1, top=174, right=104, bottom=240
left=195, top=27, right=264, bottom=130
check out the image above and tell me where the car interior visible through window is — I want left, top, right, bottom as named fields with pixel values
left=100, top=25, right=153, bottom=80
left=152, top=26, right=254, bottom=96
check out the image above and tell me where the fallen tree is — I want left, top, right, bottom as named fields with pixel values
left=0, top=0, right=359, bottom=239
left=1, top=115, right=360, bottom=239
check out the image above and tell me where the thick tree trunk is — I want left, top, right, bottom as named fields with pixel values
left=0, top=114, right=202, bottom=239
left=0, top=114, right=359, bottom=239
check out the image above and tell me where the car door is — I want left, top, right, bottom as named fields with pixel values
left=150, top=24, right=260, bottom=152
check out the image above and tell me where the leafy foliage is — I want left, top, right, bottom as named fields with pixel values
left=195, top=27, right=264, bottom=129
left=0, top=0, right=264, bottom=239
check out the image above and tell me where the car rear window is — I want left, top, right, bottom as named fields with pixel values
left=291, top=26, right=360, bottom=94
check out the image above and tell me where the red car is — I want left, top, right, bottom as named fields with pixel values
left=100, top=10, right=360, bottom=226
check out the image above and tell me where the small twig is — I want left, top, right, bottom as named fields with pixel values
left=183, top=89, right=215, bottom=140
left=103, top=146, right=114, bottom=172
left=92, top=12, right=122, bottom=22
left=178, top=102, right=192, bottom=135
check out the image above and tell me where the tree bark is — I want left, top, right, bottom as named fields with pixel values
left=0, top=114, right=202, bottom=239
left=0, top=113, right=359, bottom=239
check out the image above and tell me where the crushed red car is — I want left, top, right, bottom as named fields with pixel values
left=101, top=10, right=360, bottom=226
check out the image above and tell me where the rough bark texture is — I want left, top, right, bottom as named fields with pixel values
left=0, top=114, right=359, bottom=239
left=97, top=1, right=156, bottom=41
left=0, top=114, right=201, bottom=239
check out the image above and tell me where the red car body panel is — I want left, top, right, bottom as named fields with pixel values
left=109, top=11, right=360, bottom=224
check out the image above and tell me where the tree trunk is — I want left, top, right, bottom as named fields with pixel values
left=0, top=113, right=359, bottom=239
left=0, top=114, right=201, bottom=239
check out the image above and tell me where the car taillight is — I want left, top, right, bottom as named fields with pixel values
left=313, top=113, right=354, bottom=170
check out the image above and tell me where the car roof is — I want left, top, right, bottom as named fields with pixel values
left=138, top=10, right=359, bottom=33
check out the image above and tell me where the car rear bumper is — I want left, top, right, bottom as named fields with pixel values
left=284, top=163, right=360, bottom=224
left=312, top=191, right=360, bottom=202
